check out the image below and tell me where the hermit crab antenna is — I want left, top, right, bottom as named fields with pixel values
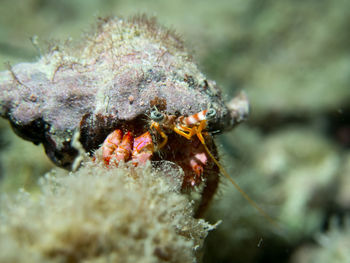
left=193, top=120, right=279, bottom=228
left=201, top=142, right=279, bottom=228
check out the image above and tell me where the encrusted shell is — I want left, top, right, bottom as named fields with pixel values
left=0, top=16, right=243, bottom=168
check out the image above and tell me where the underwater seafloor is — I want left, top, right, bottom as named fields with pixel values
left=1, top=1, right=350, bottom=262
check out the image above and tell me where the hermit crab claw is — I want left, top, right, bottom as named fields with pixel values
left=101, top=129, right=155, bottom=167
left=102, top=130, right=133, bottom=166
left=132, top=131, right=154, bottom=166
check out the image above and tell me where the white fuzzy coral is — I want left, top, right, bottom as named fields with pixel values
left=292, top=217, right=350, bottom=263
left=0, top=160, right=216, bottom=263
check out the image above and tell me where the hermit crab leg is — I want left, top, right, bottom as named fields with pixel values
left=115, top=131, right=133, bottom=162
left=132, top=131, right=154, bottom=165
left=182, top=109, right=208, bottom=126
left=189, top=152, right=207, bottom=176
left=150, top=122, right=168, bottom=149
left=177, top=111, right=279, bottom=227
left=174, top=109, right=215, bottom=140
left=173, top=125, right=195, bottom=140
left=102, top=129, right=123, bottom=165
left=101, top=130, right=133, bottom=166
left=194, top=120, right=206, bottom=144
left=149, top=108, right=169, bottom=150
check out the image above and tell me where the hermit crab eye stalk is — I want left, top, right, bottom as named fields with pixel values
left=205, top=108, right=216, bottom=120
left=150, top=109, right=165, bottom=122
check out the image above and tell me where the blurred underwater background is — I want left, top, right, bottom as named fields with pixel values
left=1, top=0, right=350, bottom=262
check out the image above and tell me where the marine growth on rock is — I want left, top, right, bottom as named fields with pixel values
left=0, top=16, right=249, bottom=217
left=0, top=15, right=248, bottom=168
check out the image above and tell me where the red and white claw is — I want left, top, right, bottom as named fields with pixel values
left=102, top=130, right=133, bottom=166
left=102, top=129, right=155, bottom=167
left=114, top=131, right=133, bottom=162
left=132, top=131, right=154, bottom=166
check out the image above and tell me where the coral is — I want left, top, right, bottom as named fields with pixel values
left=335, top=153, right=350, bottom=209
left=0, top=159, right=217, bottom=263
left=204, top=126, right=342, bottom=262
left=254, top=127, right=340, bottom=238
left=291, top=218, right=350, bottom=263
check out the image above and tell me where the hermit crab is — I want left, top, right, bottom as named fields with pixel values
left=0, top=16, right=271, bottom=218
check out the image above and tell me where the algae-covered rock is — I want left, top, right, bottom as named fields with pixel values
left=204, top=126, right=342, bottom=262
left=255, top=127, right=340, bottom=238
left=0, top=160, right=216, bottom=263
left=336, top=153, right=350, bottom=209
left=291, top=218, right=350, bottom=263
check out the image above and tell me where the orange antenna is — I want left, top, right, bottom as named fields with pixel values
left=196, top=120, right=280, bottom=228
left=170, top=110, right=280, bottom=229
left=202, top=142, right=279, bottom=227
